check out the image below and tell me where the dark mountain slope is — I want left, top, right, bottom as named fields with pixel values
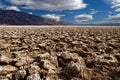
left=0, top=10, right=66, bottom=25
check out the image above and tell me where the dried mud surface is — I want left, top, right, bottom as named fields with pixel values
left=0, top=26, right=120, bottom=80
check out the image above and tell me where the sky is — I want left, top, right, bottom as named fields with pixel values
left=0, top=0, right=120, bottom=24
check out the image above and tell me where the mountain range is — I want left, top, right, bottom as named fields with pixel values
left=0, top=9, right=67, bottom=25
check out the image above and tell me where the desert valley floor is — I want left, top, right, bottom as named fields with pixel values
left=0, top=26, right=120, bottom=80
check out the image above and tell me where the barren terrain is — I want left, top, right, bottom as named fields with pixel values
left=0, top=26, right=120, bottom=80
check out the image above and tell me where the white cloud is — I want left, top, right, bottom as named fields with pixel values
left=28, top=12, right=32, bottom=14
left=90, top=9, right=100, bottom=15
left=5, top=6, right=20, bottom=11
left=95, top=14, right=120, bottom=24
left=100, top=0, right=120, bottom=24
left=111, top=0, right=120, bottom=5
left=7, top=0, right=87, bottom=11
left=41, top=14, right=64, bottom=21
left=111, top=4, right=120, bottom=8
left=103, top=0, right=120, bottom=12
left=115, top=8, right=120, bottom=12
left=109, top=0, right=120, bottom=12
left=75, top=14, right=93, bottom=23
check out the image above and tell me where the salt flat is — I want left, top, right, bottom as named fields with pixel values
left=0, top=26, right=120, bottom=80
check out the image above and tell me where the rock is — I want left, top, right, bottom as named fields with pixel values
left=57, top=51, right=86, bottom=68
left=38, top=52, right=58, bottom=69
left=81, top=68, right=92, bottom=80
left=6, top=73, right=13, bottom=80
left=70, top=53, right=86, bottom=66
left=85, top=57, right=96, bottom=68
left=0, top=77, right=9, bottom=80
left=29, top=62, right=41, bottom=74
left=57, top=51, right=72, bottom=67
left=14, top=69, right=26, bottom=80
left=49, top=53, right=58, bottom=68
left=0, top=65, right=17, bottom=75
left=27, top=73, right=41, bottom=80
left=60, top=51, right=72, bottom=60
left=0, top=43, right=11, bottom=49
left=114, top=53, right=120, bottom=62
left=54, top=42, right=67, bottom=52
left=63, top=61, right=81, bottom=77
left=41, top=59, right=56, bottom=70
left=91, top=72, right=110, bottom=80
left=37, top=43, right=46, bottom=48
left=0, top=55, right=12, bottom=64
left=95, top=37, right=102, bottom=43
left=101, top=54, right=118, bottom=66
left=39, top=69, right=48, bottom=80
left=107, top=42, right=120, bottom=48
left=15, top=54, right=34, bottom=67
left=63, top=61, right=92, bottom=80
left=38, top=52, right=50, bottom=59
left=46, top=69, right=59, bottom=80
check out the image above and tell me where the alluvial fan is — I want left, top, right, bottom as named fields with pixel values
left=0, top=26, right=120, bottom=80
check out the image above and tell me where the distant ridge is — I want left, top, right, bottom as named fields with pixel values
left=77, top=24, right=120, bottom=26
left=0, top=10, right=67, bottom=25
